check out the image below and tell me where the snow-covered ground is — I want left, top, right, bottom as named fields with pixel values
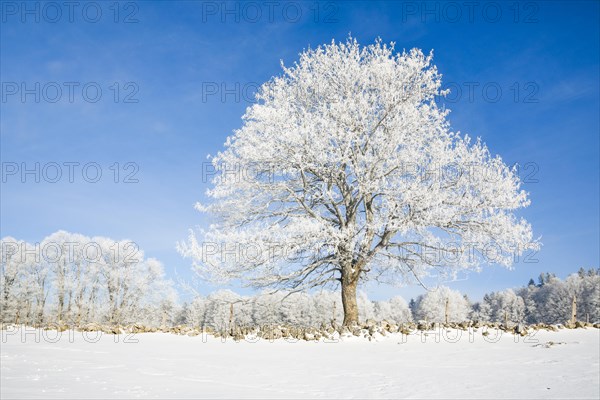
left=1, top=327, right=598, bottom=399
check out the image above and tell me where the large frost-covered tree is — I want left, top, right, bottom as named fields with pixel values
left=180, top=37, right=538, bottom=326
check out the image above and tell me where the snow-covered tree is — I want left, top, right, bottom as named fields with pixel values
left=251, top=290, right=284, bottom=326
left=204, top=289, right=250, bottom=330
left=175, top=303, right=190, bottom=326
left=357, top=291, right=375, bottom=321
left=143, top=259, right=179, bottom=327
left=415, top=286, right=470, bottom=322
left=532, top=276, right=572, bottom=324
left=409, top=298, right=417, bottom=317
left=312, top=290, right=343, bottom=327
left=388, top=296, right=413, bottom=323
left=579, top=269, right=600, bottom=322
left=372, top=297, right=412, bottom=323
left=516, top=282, right=538, bottom=324
left=477, top=289, right=526, bottom=323
left=565, top=269, right=600, bottom=323
left=279, top=291, right=314, bottom=327
left=187, top=296, right=207, bottom=328
left=373, top=300, right=392, bottom=322
left=1, top=237, right=25, bottom=323
left=180, top=37, right=538, bottom=326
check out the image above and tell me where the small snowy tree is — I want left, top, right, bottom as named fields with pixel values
left=357, top=291, right=375, bottom=321
left=187, top=296, right=207, bottom=328
left=478, top=289, right=525, bottom=323
left=580, top=270, right=600, bottom=322
left=516, top=283, right=538, bottom=324
left=373, top=297, right=412, bottom=323
left=1, top=237, right=25, bottom=323
left=279, top=291, right=314, bottom=326
left=179, top=37, right=538, bottom=326
left=312, top=290, right=343, bottom=327
left=204, top=290, right=251, bottom=330
left=532, top=276, right=571, bottom=324
left=175, top=303, right=189, bottom=326
left=565, top=269, right=600, bottom=323
left=374, top=300, right=393, bottom=322
left=415, top=286, right=470, bottom=322
left=388, top=296, right=413, bottom=323
left=252, top=291, right=285, bottom=326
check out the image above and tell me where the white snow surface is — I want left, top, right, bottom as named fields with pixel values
left=1, top=327, right=599, bottom=399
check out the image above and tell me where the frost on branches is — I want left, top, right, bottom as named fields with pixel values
left=179, top=37, right=539, bottom=326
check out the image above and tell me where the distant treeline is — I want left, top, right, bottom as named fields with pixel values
left=1, top=233, right=598, bottom=328
left=177, top=268, right=599, bottom=329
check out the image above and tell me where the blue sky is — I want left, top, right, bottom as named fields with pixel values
left=1, top=1, right=598, bottom=302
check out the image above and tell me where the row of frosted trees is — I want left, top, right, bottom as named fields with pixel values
left=472, top=269, right=600, bottom=325
left=2, top=232, right=598, bottom=327
left=409, top=269, right=599, bottom=325
left=179, top=290, right=413, bottom=330
left=179, top=270, right=600, bottom=329
left=0, top=231, right=177, bottom=326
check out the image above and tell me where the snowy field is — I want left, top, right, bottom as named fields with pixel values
left=1, top=327, right=598, bottom=399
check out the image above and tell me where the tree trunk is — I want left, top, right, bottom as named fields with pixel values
left=341, top=280, right=359, bottom=326
left=445, top=298, right=449, bottom=324
left=229, top=303, right=234, bottom=336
